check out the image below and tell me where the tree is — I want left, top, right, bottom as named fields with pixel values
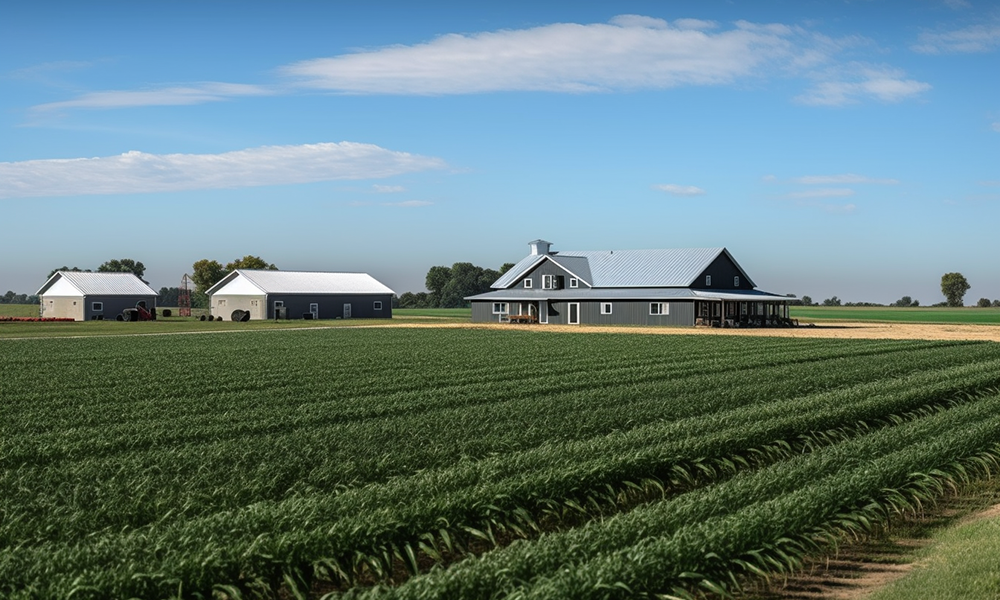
left=158, top=287, right=180, bottom=307
left=977, top=297, right=992, bottom=308
left=893, top=296, right=914, bottom=307
left=423, top=262, right=506, bottom=308
left=47, top=266, right=89, bottom=278
left=800, top=295, right=813, bottom=306
left=993, top=300, right=1000, bottom=308
left=498, top=262, right=516, bottom=276
left=98, top=258, right=145, bottom=279
left=822, top=296, right=841, bottom=307
left=940, top=272, right=970, bottom=307
left=191, top=259, right=227, bottom=294
left=225, top=255, right=277, bottom=271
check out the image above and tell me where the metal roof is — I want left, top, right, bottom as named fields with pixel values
left=493, top=246, right=755, bottom=289
left=37, top=271, right=157, bottom=297
left=208, top=270, right=394, bottom=295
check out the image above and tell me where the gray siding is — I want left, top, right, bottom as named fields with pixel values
left=471, top=299, right=695, bottom=326
left=263, top=294, right=393, bottom=320
left=515, top=260, right=589, bottom=290
left=690, top=253, right=752, bottom=291
left=81, top=295, right=156, bottom=321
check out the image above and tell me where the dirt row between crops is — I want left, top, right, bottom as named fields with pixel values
left=397, top=320, right=1000, bottom=342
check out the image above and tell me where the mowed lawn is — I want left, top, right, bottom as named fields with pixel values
left=4, top=327, right=1000, bottom=598
left=790, top=305, right=1000, bottom=324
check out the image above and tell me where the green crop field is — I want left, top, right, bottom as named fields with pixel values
left=3, top=328, right=1000, bottom=599
left=790, top=305, right=1000, bottom=324
left=0, top=304, right=40, bottom=318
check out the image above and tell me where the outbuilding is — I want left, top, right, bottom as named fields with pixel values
left=206, top=270, right=394, bottom=320
left=467, top=240, right=796, bottom=327
left=37, top=271, right=157, bottom=321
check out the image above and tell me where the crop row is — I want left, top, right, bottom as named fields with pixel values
left=3, top=331, right=1000, bottom=597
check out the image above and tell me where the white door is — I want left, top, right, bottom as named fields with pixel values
left=310, top=303, right=319, bottom=320
left=343, top=303, right=352, bottom=319
left=568, top=303, right=580, bottom=325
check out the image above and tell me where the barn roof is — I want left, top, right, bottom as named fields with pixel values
left=36, top=271, right=157, bottom=297
left=206, top=270, right=394, bottom=296
left=492, top=247, right=754, bottom=289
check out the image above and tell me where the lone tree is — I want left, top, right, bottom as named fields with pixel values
left=940, top=272, right=970, bottom=307
left=98, top=258, right=146, bottom=280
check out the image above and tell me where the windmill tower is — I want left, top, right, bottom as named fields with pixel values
left=178, top=274, right=192, bottom=317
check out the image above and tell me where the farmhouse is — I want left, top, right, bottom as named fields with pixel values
left=206, top=270, right=394, bottom=320
left=37, top=271, right=157, bottom=321
left=467, top=240, right=795, bottom=327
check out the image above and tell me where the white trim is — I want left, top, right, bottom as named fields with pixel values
left=523, top=278, right=533, bottom=288
left=492, top=302, right=509, bottom=314
left=568, top=302, right=580, bottom=324
left=650, top=302, right=668, bottom=315
left=569, top=278, right=578, bottom=288
left=601, top=302, right=612, bottom=315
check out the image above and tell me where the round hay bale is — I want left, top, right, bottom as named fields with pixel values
left=199, top=315, right=206, bottom=321
left=162, top=309, right=172, bottom=317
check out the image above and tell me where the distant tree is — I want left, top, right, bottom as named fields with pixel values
left=158, top=287, right=180, bottom=307
left=191, top=260, right=227, bottom=294
left=822, top=296, right=841, bottom=307
left=98, top=258, right=146, bottom=280
left=498, top=262, right=516, bottom=276
left=397, top=291, right=432, bottom=308
left=225, top=255, right=277, bottom=271
left=47, top=266, right=89, bottom=278
left=940, top=272, right=970, bottom=307
left=424, top=262, right=506, bottom=308
left=893, top=296, right=913, bottom=307
left=0, top=291, right=38, bottom=304
left=800, top=295, right=813, bottom=306
left=977, top=297, right=992, bottom=308
left=912, top=299, right=920, bottom=307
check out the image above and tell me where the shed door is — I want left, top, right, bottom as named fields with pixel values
left=343, top=303, right=352, bottom=319
left=310, top=303, right=319, bottom=320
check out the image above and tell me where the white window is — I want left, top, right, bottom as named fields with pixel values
left=569, top=278, right=578, bottom=288
left=601, top=303, right=613, bottom=315
left=705, top=275, right=712, bottom=286
left=218, top=299, right=226, bottom=307
left=91, top=302, right=103, bottom=312
left=542, top=274, right=562, bottom=290
left=523, top=278, right=533, bottom=288
left=650, top=302, right=669, bottom=315
left=492, top=302, right=509, bottom=314
left=373, top=301, right=383, bottom=310
left=734, top=276, right=739, bottom=287
left=274, top=301, right=284, bottom=308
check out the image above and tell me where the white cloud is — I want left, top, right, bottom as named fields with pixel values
left=794, top=173, right=899, bottom=185
left=795, top=64, right=931, bottom=106
left=0, top=142, right=448, bottom=199
left=373, top=184, right=406, bottom=193
left=943, top=0, right=972, bottom=8
left=382, top=200, right=432, bottom=207
left=282, top=16, right=806, bottom=95
left=787, top=188, right=856, bottom=199
left=32, top=83, right=273, bottom=112
left=912, top=21, right=1000, bottom=54
left=653, top=183, right=706, bottom=196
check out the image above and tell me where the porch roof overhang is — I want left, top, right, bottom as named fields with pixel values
left=466, top=288, right=794, bottom=303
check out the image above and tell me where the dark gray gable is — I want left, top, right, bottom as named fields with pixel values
left=514, top=256, right=589, bottom=290
left=689, top=249, right=756, bottom=290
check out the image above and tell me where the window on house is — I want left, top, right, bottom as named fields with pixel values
left=569, top=278, right=578, bottom=288
left=650, top=302, right=668, bottom=315
left=705, top=275, right=712, bottom=286
left=734, top=276, right=740, bottom=287
left=524, top=279, right=533, bottom=288
left=373, top=301, right=383, bottom=310
left=601, top=303, right=613, bottom=315
left=91, top=302, right=103, bottom=312
left=542, top=274, right=553, bottom=289
left=218, top=299, right=226, bottom=307
left=492, top=302, right=509, bottom=314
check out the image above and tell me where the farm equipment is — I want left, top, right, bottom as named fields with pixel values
left=117, top=301, right=156, bottom=322
left=230, top=310, right=251, bottom=322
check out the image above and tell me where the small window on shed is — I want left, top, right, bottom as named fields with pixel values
left=91, top=302, right=103, bottom=312
left=373, top=301, right=383, bottom=310
left=734, top=276, right=740, bottom=287
left=524, top=278, right=533, bottom=288
left=492, top=302, right=509, bottom=314
left=601, top=303, right=612, bottom=315
left=705, top=275, right=712, bottom=286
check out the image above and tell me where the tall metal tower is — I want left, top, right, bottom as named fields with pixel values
left=179, top=274, right=192, bottom=317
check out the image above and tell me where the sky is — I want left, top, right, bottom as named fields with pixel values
left=1, top=1, right=998, bottom=305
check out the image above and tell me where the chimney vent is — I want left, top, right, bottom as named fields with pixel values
left=528, top=239, right=552, bottom=255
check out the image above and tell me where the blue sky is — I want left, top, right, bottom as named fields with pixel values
left=2, top=1, right=998, bottom=304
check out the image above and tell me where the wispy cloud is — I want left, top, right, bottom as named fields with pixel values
left=912, top=21, right=1000, bottom=54
left=0, top=142, right=447, bottom=199
left=382, top=200, right=432, bottom=207
left=794, top=173, right=899, bottom=185
left=795, top=64, right=930, bottom=106
left=31, top=83, right=274, bottom=112
left=372, top=184, right=406, bottom=193
left=653, top=183, right=706, bottom=196
left=787, top=188, right=856, bottom=199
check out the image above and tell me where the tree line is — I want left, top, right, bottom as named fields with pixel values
left=397, top=261, right=514, bottom=308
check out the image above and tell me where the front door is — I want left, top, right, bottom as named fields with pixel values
left=539, top=300, right=548, bottom=324
left=310, top=303, right=319, bottom=320
left=343, top=303, right=352, bottom=319
left=568, top=302, right=580, bottom=325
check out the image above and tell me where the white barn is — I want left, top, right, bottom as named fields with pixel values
left=37, top=272, right=157, bottom=321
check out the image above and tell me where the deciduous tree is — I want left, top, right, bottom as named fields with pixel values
left=940, top=272, right=970, bottom=307
left=98, top=258, right=146, bottom=279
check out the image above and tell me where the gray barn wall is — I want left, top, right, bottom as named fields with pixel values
left=264, top=294, right=392, bottom=320
left=690, top=253, right=753, bottom=291
left=472, top=300, right=695, bottom=326
left=87, top=295, right=157, bottom=321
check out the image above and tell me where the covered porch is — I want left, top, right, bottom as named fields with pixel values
left=694, top=298, right=797, bottom=328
